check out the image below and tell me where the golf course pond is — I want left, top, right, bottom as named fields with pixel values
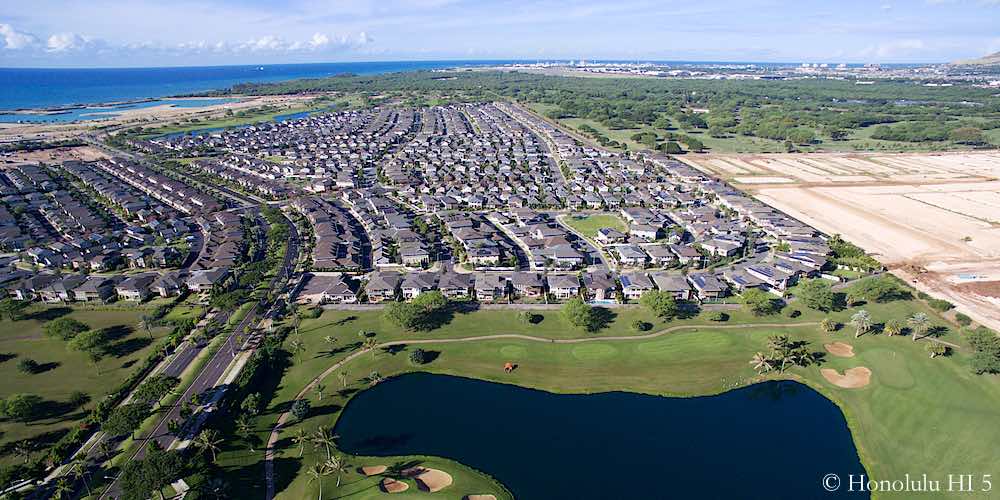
left=334, top=373, right=868, bottom=499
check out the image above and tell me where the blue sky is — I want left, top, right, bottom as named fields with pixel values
left=2, top=0, right=999, bottom=67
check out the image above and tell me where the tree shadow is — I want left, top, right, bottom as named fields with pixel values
left=106, top=337, right=152, bottom=358
left=0, top=352, right=16, bottom=364
left=420, top=350, right=441, bottom=363
left=923, top=325, right=950, bottom=339
left=677, top=301, right=701, bottom=319
left=589, top=307, right=616, bottom=332
left=32, top=398, right=84, bottom=424
left=265, top=457, right=303, bottom=497
left=382, top=344, right=406, bottom=356
left=34, top=361, right=60, bottom=373
left=25, top=307, right=71, bottom=322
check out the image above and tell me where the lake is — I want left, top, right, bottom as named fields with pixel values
left=335, top=373, right=868, bottom=499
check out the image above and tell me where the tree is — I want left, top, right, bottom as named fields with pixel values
left=66, top=457, right=92, bottom=497
left=797, top=279, right=836, bottom=312
left=908, top=312, right=930, bottom=342
left=517, top=311, right=536, bottom=324
left=362, top=336, right=378, bottom=359
left=949, top=126, right=987, bottom=145
left=291, top=399, right=311, bottom=421
left=241, top=392, right=262, bottom=415
left=739, top=289, right=779, bottom=316
left=883, top=319, right=904, bottom=336
left=12, top=439, right=35, bottom=463
left=103, top=404, right=149, bottom=438
left=409, top=348, right=429, bottom=365
left=235, top=415, right=257, bottom=452
left=52, top=477, right=73, bottom=500
left=560, top=297, right=597, bottom=331
left=337, top=370, right=348, bottom=388
left=314, top=383, right=327, bottom=401
left=288, top=336, right=306, bottom=364
left=639, top=290, right=679, bottom=319
left=119, top=448, right=184, bottom=500
left=306, top=461, right=331, bottom=500
left=819, top=318, right=837, bottom=333
left=0, top=298, right=28, bottom=321
left=43, top=317, right=90, bottom=340
left=750, top=352, right=773, bottom=374
left=292, top=428, right=309, bottom=457
left=663, top=141, right=683, bottom=154
left=848, top=276, right=907, bottom=304
left=16, top=358, right=39, bottom=374
left=192, top=429, right=223, bottom=462
left=133, top=375, right=179, bottom=407
left=1, top=394, right=43, bottom=422
left=311, top=427, right=339, bottom=460
left=850, top=310, right=872, bottom=338
left=325, top=455, right=350, bottom=488
left=198, top=477, right=229, bottom=499
left=926, top=343, right=948, bottom=358
left=68, top=329, right=109, bottom=373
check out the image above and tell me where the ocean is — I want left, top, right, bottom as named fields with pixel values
left=0, top=60, right=516, bottom=112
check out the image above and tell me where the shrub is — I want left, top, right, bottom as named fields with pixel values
left=16, top=358, right=39, bottom=374
left=786, top=309, right=801, bottom=318
left=68, top=391, right=90, bottom=408
left=707, top=311, right=729, bottom=322
left=517, top=311, right=537, bottom=325
left=290, top=399, right=311, bottom=421
left=630, top=320, right=651, bottom=332
left=927, top=299, right=954, bottom=312
left=917, top=291, right=931, bottom=300
left=409, top=348, right=429, bottom=365
left=42, top=317, right=90, bottom=341
left=954, top=313, right=972, bottom=327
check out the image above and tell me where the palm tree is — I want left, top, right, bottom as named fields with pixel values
left=750, top=352, right=772, bottom=374
left=306, top=461, right=331, bottom=500
left=96, top=439, right=115, bottom=461
left=314, top=383, right=327, bottom=401
left=12, top=440, right=33, bottom=464
left=311, top=427, right=338, bottom=460
left=139, top=315, right=154, bottom=338
left=288, top=335, right=306, bottom=363
left=362, top=336, right=378, bottom=359
left=883, top=318, right=904, bottom=336
left=52, top=477, right=73, bottom=500
left=292, top=428, right=309, bottom=457
left=324, top=455, right=350, bottom=488
left=908, top=312, right=930, bottom=341
left=67, top=457, right=92, bottom=496
left=850, top=310, right=872, bottom=338
left=193, top=429, right=224, bottom=462
left=337, top=371, right=348, bottom=388
left=235, top=415, right=255, bottom=452
left=819, top=317, right=835, bottom=333
left=368, top=371, right=384, bottom=386
left=290, top=303, right=302, bottom=335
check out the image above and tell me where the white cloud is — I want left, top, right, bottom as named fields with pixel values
left=46, top=32, right=97, bottom=52
left=0, top=23, right=39, bottom=49
left=860, top=38, right=925, bottom=59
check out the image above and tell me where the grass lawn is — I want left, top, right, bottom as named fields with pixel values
left=560, top=213, right=627, bottom=238
left=0, top=305, right=171, bottom=465
left=204, top=287, right=999, bottom=500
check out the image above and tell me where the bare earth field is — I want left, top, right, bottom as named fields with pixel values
left=683, top=152, right=1000, bottom=331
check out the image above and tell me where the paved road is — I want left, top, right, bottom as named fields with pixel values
left=98, top=210, right=300, bottom=499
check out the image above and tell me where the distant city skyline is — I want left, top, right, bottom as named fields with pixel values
left=2, top=0, right=1000, bottom=67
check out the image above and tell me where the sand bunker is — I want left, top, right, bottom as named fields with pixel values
left=403, top=466, right=454, bottom=492
left=381, top=478, right=409, bottom=493
left=824, top=342, right=855, bottom=358
left=821, top=367, right=872, bottom=389
left=465, top=496, right=498, bottom=500
left=360, top=465, right=387, bottom=476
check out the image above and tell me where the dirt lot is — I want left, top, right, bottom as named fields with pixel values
left=685, top=152, right=1000, bottom=331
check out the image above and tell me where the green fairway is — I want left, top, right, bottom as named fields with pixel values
left=560, top=213, right=627, bottom=238
left=0, top=306, right=170, bottom=465
left=204, top=289, right=1000, bottom=500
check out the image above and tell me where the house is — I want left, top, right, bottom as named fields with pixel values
left=186, top=267, right=229, bottom=293
left=38, top=275, right=87, bottom=303
left=68, top=276, right=115, bottom=302
left=297, top=273, right=357, bottom=304
left=745, top=264, right=795, bottom=291
left=701, top=238, right=742, bottom=257
left=438, top=272, right=473, bottom=299
left=401, top=272, right=439, bottom=300
left=6, top=274, right=60, bottom=301
left=547, top=274, right=580, bottom=300
left=615, top=245, right=648, bottom=268
left=583, top=271, right=617, bottom=302
left=151, top=272, right=184, bottom=298
left=398, top=244, right=431, bottom=267
left=651, top=273, right=692, bottom=301
left=619, top=272, right=655, bottom=301
left=365, top=271, right=402, bottom=303
left=644, top=245, right=676, bottom=267
left=669, top=244, right=703, bottom=267
left=687, top=272, right=728, bottom=301
left=511, top=272, right=545, bottom=298
left=474, top=273, right=506, bottom=302
left=595, top=227, right=627, bottom=245
left=540, top=244, right=586, bottom=269
left=115, top=273, right=157, bottom=302
left=630, top=224, right=661, bottom=242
